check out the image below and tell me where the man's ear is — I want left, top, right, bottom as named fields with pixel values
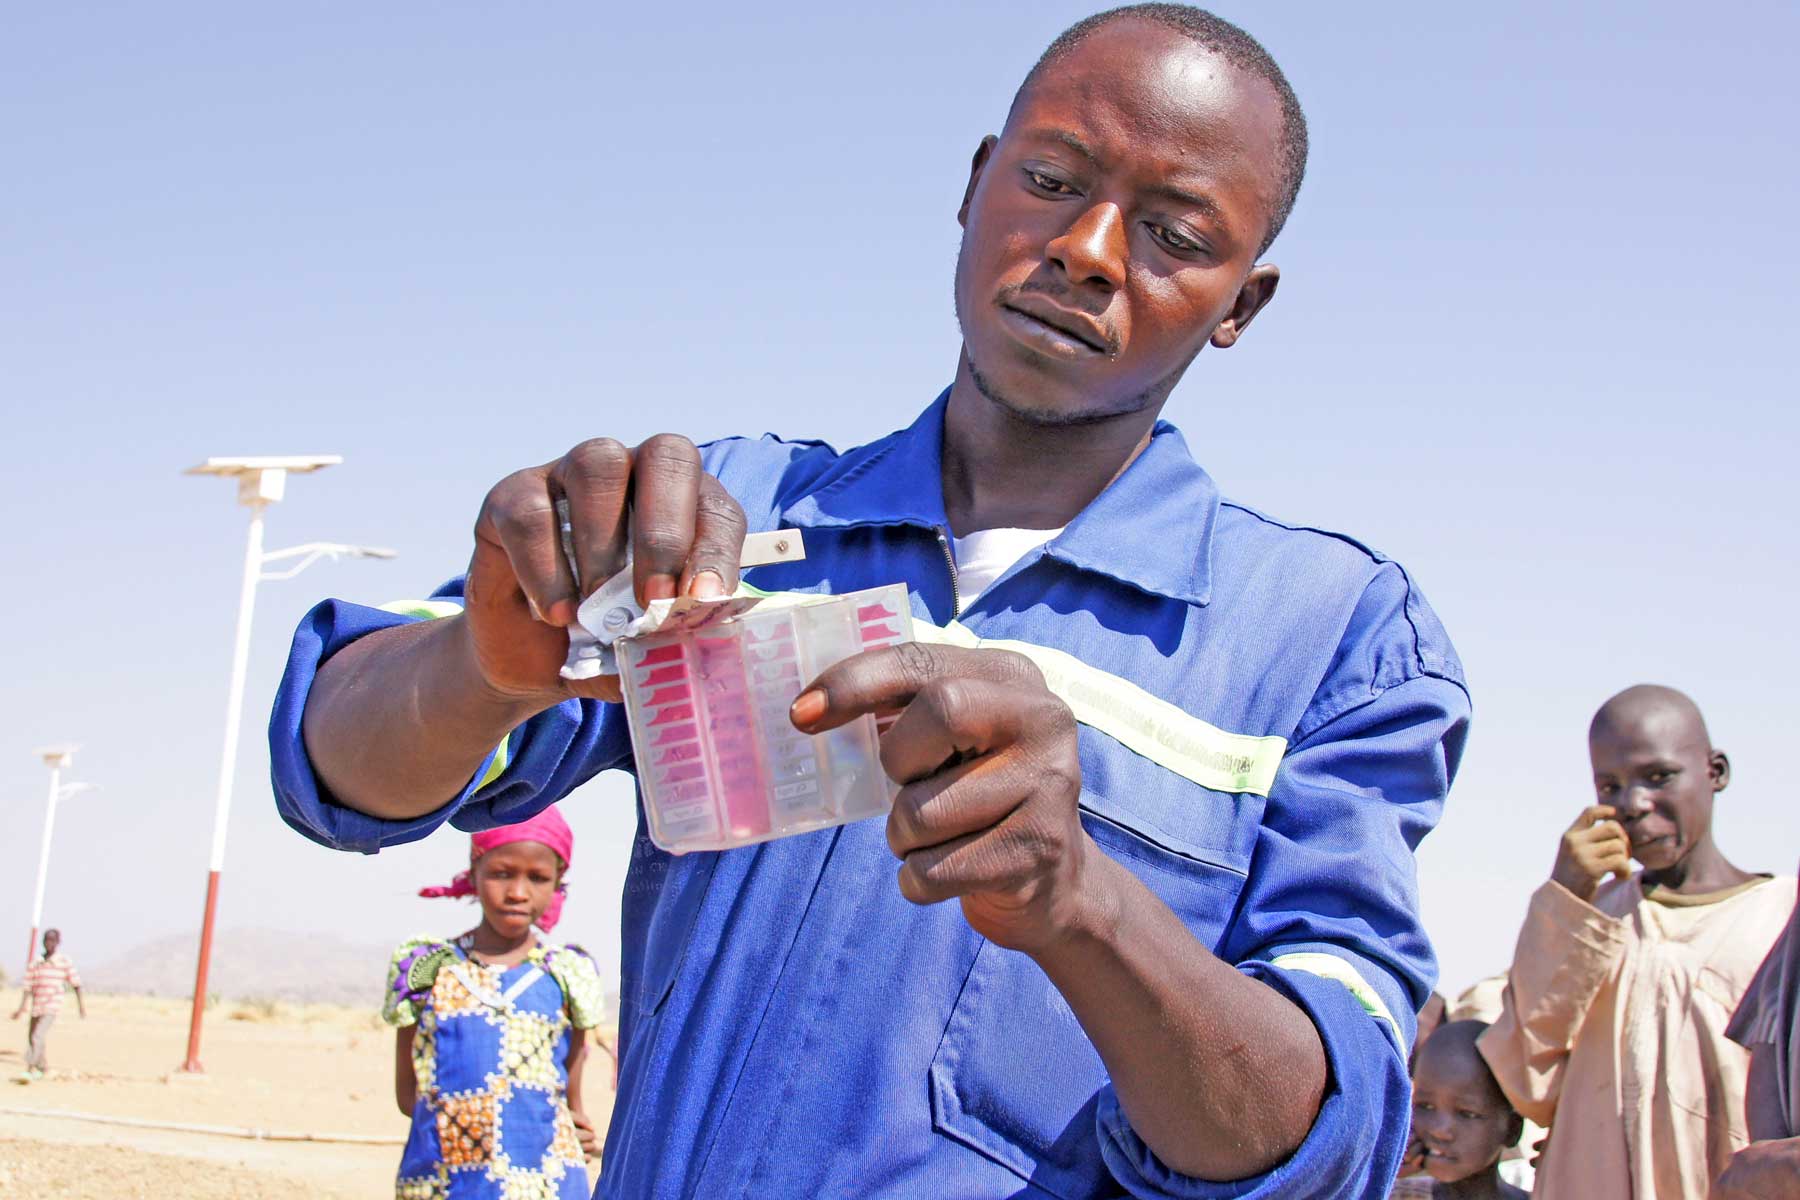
left=958, top=135, right=999, bottom=228
left=1209, top=263, right=1280, bottom=348
left=1504, top=1111, right=1525, bottom=1148
left=1710, top=749, right=1731, bottom=793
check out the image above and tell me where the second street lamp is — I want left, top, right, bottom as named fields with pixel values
left=179, top=455, right=395, bottom=1073
left=23, top=745, right=96, bottom=978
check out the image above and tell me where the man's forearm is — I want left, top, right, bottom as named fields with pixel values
left=1032, top=850, right=1327, bottom=1182
left=302, top=615, right=547, bottom=821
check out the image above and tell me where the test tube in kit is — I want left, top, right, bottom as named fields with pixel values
left=618, top=583, right=915, bottom=854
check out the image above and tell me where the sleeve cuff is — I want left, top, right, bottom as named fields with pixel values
left=1097, top=962, right=1410, bottom=1199
left=287, top=740, right=507, bottom=855
left=1532, top=879, right=1630, bottom=952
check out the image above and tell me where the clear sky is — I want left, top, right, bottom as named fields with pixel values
left=5, top=2, right=1797, bottom=1010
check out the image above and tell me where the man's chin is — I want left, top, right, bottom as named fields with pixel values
left=967, top=359, right=1157, bottom=428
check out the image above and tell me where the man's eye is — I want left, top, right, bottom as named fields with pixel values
left=1147, top=223, right=1199, bottom=253
left=1458, top=1110, right=1482, bottom=1120
left=1025, top=170, right=1073, bottom=195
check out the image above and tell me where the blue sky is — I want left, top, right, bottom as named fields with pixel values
left=4, top=2, right=1796, bottom=1007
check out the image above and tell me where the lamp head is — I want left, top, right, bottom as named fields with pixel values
left=185, top=456, right=343, bottom=507
left=34, top=744, right=77, bottom=770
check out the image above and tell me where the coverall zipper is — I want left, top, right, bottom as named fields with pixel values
left=934, top=526, right=961, bottom=619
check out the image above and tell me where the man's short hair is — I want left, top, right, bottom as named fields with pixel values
left=1016, top=4, right=1309, bottom=256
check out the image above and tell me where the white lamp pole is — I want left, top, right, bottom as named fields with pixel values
left=23, top=746, right=93, bottom=976
left=180, top=456, right=395, bottom=1073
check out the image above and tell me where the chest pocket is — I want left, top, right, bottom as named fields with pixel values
left=927, top=805, right=1250, bottom=1198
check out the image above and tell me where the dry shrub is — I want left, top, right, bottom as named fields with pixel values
left=228, top=996, right=283, bottom=1022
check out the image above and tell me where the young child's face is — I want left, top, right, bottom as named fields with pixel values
left=1410, top=1033, right=1520, bottom=1183
left=471, top=840, right=563, bottom=938
left=1589, top=705, right=1722, bottom=874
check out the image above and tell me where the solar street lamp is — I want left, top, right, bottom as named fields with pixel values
left=23, top=746, right=94, bottom=977
left=178, top=455, right=394, bottom=1073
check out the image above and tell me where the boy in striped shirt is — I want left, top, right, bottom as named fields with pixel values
left=11, top=928, right=85, bottom=1079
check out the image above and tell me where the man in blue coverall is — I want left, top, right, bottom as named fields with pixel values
left=274, top=6, right=1469, bottom=1197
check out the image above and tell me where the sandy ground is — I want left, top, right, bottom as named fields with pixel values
left=0, top=992, right=614, bottom=1198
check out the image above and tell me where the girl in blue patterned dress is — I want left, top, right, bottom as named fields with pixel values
left=383, top=806, right=605, bottom=1200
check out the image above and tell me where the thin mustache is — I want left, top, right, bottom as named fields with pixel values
left=997, top=282, right=1120, bottom=355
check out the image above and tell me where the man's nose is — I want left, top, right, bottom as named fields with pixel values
left=1046, top=201, right=1128, bottom=292
left=1618, top=787, right=1654, bottom=817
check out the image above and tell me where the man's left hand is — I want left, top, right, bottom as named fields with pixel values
left=791, top=643, right=1098, bottom=955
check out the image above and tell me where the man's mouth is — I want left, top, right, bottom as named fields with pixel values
left=998, top=299, right=1112, bottom=357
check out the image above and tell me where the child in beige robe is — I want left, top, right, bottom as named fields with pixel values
left=1479, top=685, right=1795, bottom=1199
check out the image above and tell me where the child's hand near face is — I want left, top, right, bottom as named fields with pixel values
left=1552, top=805, right=1632, bottom=901
left=1398, top=1131, right=1429, bottom=1177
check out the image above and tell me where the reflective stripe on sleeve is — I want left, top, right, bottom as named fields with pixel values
left=1269, top=949, right=1401, bottom=1042
left=378, top=599, right=466, bottom=621
left=913, top=620, right=1287, bottom=797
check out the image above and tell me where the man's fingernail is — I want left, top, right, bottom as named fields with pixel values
left=548, top=599, right=575, bottom=627
left=690, top=571, right=725, bottom=599
left=644, top=575, right=676, bottom=602
left=790, top=690, right=826, bottom=728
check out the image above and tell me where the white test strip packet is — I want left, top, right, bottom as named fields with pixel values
left=559, top=528, right=807, bottom=681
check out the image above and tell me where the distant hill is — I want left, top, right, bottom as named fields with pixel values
left=86, top=928, right=393, bottom=1007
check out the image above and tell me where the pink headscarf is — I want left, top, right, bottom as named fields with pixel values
left=418, top=806, right=575, bottom=932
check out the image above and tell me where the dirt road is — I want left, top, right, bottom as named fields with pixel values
left=0, top=992, right=614, bottom=1198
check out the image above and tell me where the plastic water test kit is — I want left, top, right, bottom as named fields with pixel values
left=558, top=525, right=916, bottom=854
left=620, top=583, right=913, bottom=853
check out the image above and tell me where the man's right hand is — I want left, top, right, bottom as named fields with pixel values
left=463, top=434, right=746, bottom=707
left=1550, top=804, right=1632, bottom=901
left=300, top=433, right=747, bottom=823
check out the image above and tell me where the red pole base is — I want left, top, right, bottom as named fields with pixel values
left=180, top=870, right=222, bottom=1074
